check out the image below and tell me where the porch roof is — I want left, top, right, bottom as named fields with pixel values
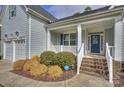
left=47, top=5, right=124, bottom=29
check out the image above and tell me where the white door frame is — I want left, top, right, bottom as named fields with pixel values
left=87, top=32, right=105, bottom=55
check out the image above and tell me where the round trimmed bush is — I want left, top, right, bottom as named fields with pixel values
left=54, top=52, right=76, bottom=70
left=13, top=60, right=26, bottom=71
left=47, top=65, right=63, bottom=80
left=40, top=51, right=56, bottom=66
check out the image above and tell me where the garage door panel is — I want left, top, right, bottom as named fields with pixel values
left=15, top=40, right=26, bottom=60
left=5, top=42, right=13, bottom=61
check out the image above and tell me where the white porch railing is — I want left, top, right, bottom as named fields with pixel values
left=108, top=46, right=115, bottom=58
left=77, top=43, right=84, bottom=75
left=106, top=43, right=113, bottom=83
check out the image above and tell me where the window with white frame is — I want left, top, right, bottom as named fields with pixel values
left=9, top=5, right=16, bottom=19
left=63, top=33, right=77, bottom=46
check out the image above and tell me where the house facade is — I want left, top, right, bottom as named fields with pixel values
left=0, top=5, right=56, bottom=61
left=0, top=5, right=124, bottom=83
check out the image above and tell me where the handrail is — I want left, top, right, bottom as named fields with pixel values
left=106, top=43, right=113, bottom=83
left=77, top=43, right=84, bottom=75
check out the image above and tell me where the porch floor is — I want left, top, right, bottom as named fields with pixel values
left=85, top=54, right=106, bottom=59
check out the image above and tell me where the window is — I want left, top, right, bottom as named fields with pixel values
left=9, top=5, right=16, bottom=19
left=64, top=34, right=69, bottom=45
left=70, top=33, right=76, bottom=45
left=63, top=33, right=77, bottom=46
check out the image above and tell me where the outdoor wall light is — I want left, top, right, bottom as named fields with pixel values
left=15, top=31, right=19, bottom=37
left=5, top=34, right=8, bottom=38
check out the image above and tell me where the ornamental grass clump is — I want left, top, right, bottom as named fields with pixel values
left=40, top=51, right=56, bottom=66
left=47, top=65, right=63, bottom=80
left=30, top=64, right=48, bottom=77
left=23, top=60, right=38, bottom=72
left=31, top=56, right=40, bottom=63
left=13, top=60, right=26, bottom=71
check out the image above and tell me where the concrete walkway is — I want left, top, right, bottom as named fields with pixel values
left=0, top=60, right=113, bottom=87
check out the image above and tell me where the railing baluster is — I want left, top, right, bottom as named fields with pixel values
left=106, top=43, right=113, bottom=83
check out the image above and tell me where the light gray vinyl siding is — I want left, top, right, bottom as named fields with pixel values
left=50, top=32, right=61, bottom=52
left=1, top=6, right=28, bottom=38
left=105, top=28, right=114, bottom=46
left=122, top=17, right=124, bottom=62
left=114, top=17, right=122, bottom=62
left=1, top=5, right=28, bottom=58
left=0, top=27, right=1, bottom=57
left=30, top=16, right=47, bottom=57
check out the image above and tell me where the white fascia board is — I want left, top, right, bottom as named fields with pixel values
left=48, top=7, right=123, bottom=28
left=48, top=16, right=116, bottom=31
left=28, top=8, right=52, bottom=23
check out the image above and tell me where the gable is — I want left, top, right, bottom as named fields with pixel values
left=1, top=5, right=28, bottom=39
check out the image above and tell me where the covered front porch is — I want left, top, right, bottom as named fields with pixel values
left=47, top=16, right=123, bottom=83
left=47, top=18, right=115, bottom=58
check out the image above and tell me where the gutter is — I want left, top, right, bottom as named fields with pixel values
left=27, top=8, right=53, bottom=23
left=121, top=7, right=124, bottom=20
left=47, top=6, right=124, bottom=28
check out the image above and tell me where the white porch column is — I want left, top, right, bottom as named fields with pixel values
left=77, top=24, right=82, bottom=75
left=77, top=24, right=82, bottom=52
left=60, top=45, right=63, bottom=52
left=3, top=41, right=6, bottom=59
left=47, top=30, right=51, bottom=50
left=12, top=41, right=16, bottom=62
left=114, top=17, right=122, bottom=61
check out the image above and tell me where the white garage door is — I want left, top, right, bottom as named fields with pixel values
left=15, top=39, right=26, bottom=60
left=5, top=41, right=13, bottom=61
left=4, top=39, right=26, bottom=61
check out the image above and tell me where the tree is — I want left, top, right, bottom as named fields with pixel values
left=73, top=12, right=80, bottom=16
left=84, top=6, right=92, bottom=13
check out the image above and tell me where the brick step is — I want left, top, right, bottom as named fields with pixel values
left=81, top=61, right=107, bottom=66
left=80, top=70, right=100, bottom=77
left=80, top=66, right=108, bottom=73
left=82, top=59, right=107, bottom=63
left=80, top=64, right=108, bottom=70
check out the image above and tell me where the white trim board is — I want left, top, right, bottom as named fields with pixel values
left=48, top=16, right=116, bottom=31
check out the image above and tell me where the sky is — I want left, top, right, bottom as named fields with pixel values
left=0, top=5, right=106, bottom=19
left=42, top=5, right=105, bottom=19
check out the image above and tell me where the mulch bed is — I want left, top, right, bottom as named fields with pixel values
left=11, top=70, right=76, bottom=82
left=113, top=73, right=124, bottom=87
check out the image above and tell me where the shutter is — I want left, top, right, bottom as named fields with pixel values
left=60, top=34, right=63, bottom=45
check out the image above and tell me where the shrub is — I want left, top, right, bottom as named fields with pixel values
left=40, top=51, right=56, bottom=66
left=30, top=64, right=48, bottom=77
left=23, top=60, right=38, bottom=71
left=13, top=60, right=26, bottom=71
left=31, top=56, right=40, bottom=63
left=54, top=52, right=76, bottom=70
left=47, top=65, right=63, bottom=80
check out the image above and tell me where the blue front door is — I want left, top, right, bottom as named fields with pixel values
left=91, top=35, right=100, bottom=53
